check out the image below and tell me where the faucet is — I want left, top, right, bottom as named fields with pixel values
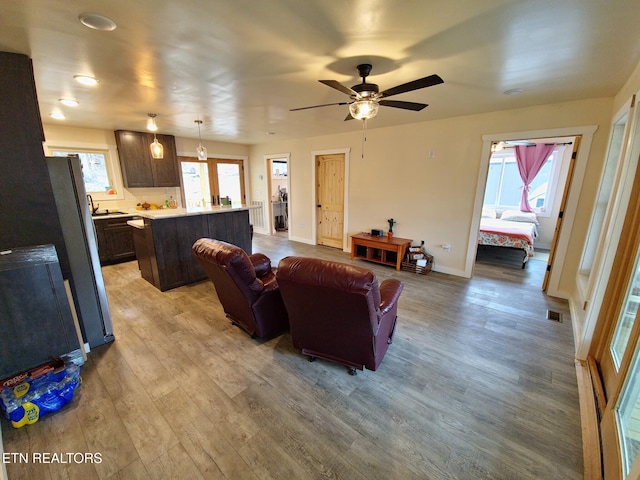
left=87, top=194, right=99, bottom=214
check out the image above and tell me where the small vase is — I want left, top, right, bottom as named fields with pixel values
left=387, top=231, right=393, bottom=240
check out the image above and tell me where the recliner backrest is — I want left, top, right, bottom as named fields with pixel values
left=276, top=256, right=382, bottom=336
left=193, top=238, right=262, bottom=303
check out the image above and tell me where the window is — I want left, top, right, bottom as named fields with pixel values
left=483, top=148, right=558, bottom=215
left=579, top=110, right=629, bottom=278
left=180, top=158, right=246, bottom=207
left=50, top=148, right=119, bottom=197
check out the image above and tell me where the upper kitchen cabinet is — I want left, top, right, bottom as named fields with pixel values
left=115, top=130, right=180, bottom=188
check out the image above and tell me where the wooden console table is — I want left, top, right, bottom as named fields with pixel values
left=350, top=233, right=412, bottom=271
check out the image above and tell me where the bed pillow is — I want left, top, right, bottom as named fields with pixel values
left=500, top=209, right=539, bottom=225
left=481, top=207, right=497, bottom=218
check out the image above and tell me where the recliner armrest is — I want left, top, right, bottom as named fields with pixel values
left=379, top=279, right=403, bottom=316
left=250, top=253, right=272, bottom=278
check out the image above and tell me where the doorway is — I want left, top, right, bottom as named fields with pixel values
left=476, top=136, right=576, bottom=290
left=267, top=157, right=289, bottom=236
left=179, top=157, right=246, bottom=207
left=471, top=126, right=597, bottom=296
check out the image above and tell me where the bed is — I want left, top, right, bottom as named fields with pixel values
left=478, top=209, right=538, bottom=268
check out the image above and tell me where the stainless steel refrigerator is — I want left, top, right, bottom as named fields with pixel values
left=46, top=155, right=114, bottom=349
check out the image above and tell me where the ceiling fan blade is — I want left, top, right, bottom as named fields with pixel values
left=319, top=80, right=358, bottom=96
left=290, top=101, right=348, bottom=112
left=344, top=112, right=355, bottom=121
left=380, top=74, right=444, bottom=98
left=379, top=100, right=428, bottom=111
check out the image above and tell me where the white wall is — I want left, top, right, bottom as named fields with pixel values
left=248, top=97, right=613, bottom=283
left=39, top=88, right=621, bottom=295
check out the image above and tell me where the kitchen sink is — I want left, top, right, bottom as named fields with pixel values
left=92, top=210, right=127, bottom=216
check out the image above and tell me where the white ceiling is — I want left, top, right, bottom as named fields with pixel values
left=2, top=0, right=640, bottom=145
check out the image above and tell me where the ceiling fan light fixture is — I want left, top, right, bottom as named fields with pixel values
left=349, top=99, right=379, bottom=120
left=194, top=119, right=208, bottom=160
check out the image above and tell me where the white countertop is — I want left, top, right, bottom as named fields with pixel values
left=126, top=219, right=145, bottom=229
left=132, top=204, right=258, bottom=220
left=93, top=204, right=258, bottom=221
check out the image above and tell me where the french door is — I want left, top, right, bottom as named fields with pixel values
left=179, top=157, right=245, bottom=207
left=592, top=92, right=640, bottom=479
left=600, top=220, right=640, bottom=479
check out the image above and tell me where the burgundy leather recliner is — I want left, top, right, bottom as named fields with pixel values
left=276, top=256, right=403, bottom=374
left=192, top=238, right=289, bottom=338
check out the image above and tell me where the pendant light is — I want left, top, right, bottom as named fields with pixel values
left=146, top=112, right=158, bottom=132
left=150, top=135, right=164, bottom=159
left=195, top=119, right=208, bottom=160
left=148, top=113, right=164, bottom=159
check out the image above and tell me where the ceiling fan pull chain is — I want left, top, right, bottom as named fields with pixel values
left=361, top=118, right=367, bottom=159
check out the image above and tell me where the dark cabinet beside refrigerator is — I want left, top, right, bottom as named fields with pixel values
left=93, top=216, right=137, bottom=264
left=0, top=245, right=82, bottom=379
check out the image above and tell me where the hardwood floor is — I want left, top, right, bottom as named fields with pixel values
left=1, top=236, right=582, bottom=479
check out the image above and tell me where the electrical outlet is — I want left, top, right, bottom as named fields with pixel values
left=442, top=244, right=451, bottom=251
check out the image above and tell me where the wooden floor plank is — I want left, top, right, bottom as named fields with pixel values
left=1, top=235, right=583, bottom=479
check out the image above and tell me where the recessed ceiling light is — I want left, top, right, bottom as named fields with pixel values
left=74, top=75, right=98, bottom=86
left=78, top=13, right=117, bottom=31
left=50, top=112, right=66, bottom=120
left=59, top=98, right=79, bottom=107
left=504, top=88, right=524, bottom=96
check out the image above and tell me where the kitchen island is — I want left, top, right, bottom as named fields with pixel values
left=128, top=206, right=254, bottom=291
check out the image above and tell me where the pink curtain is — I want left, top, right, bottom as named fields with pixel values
left=514, top=144, right=556, bottom=212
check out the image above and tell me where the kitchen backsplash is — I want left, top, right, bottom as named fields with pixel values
left=95, top=186, right=182, bottom=210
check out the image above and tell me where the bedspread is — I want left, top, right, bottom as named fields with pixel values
left=479, top=217, right=537, bottom=259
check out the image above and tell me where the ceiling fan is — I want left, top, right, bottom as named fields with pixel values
left=290, top=63, right=444, bottom=121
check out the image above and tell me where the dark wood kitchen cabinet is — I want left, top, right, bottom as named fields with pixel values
left=131, top=224, right=155, bottom=285
left=0, top=53, right=68, bottom=274
left=0, top=245, right=81, bottom=378
left=115, top=130, right=180, bottom=188
left=134, top=209, right=253, bottom=291
left=93, top=216, right=137, bottom=264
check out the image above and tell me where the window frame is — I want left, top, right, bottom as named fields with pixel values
left=484, top=147, right=563, bottom=218
left=44, top=141, right=125, bottom=201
